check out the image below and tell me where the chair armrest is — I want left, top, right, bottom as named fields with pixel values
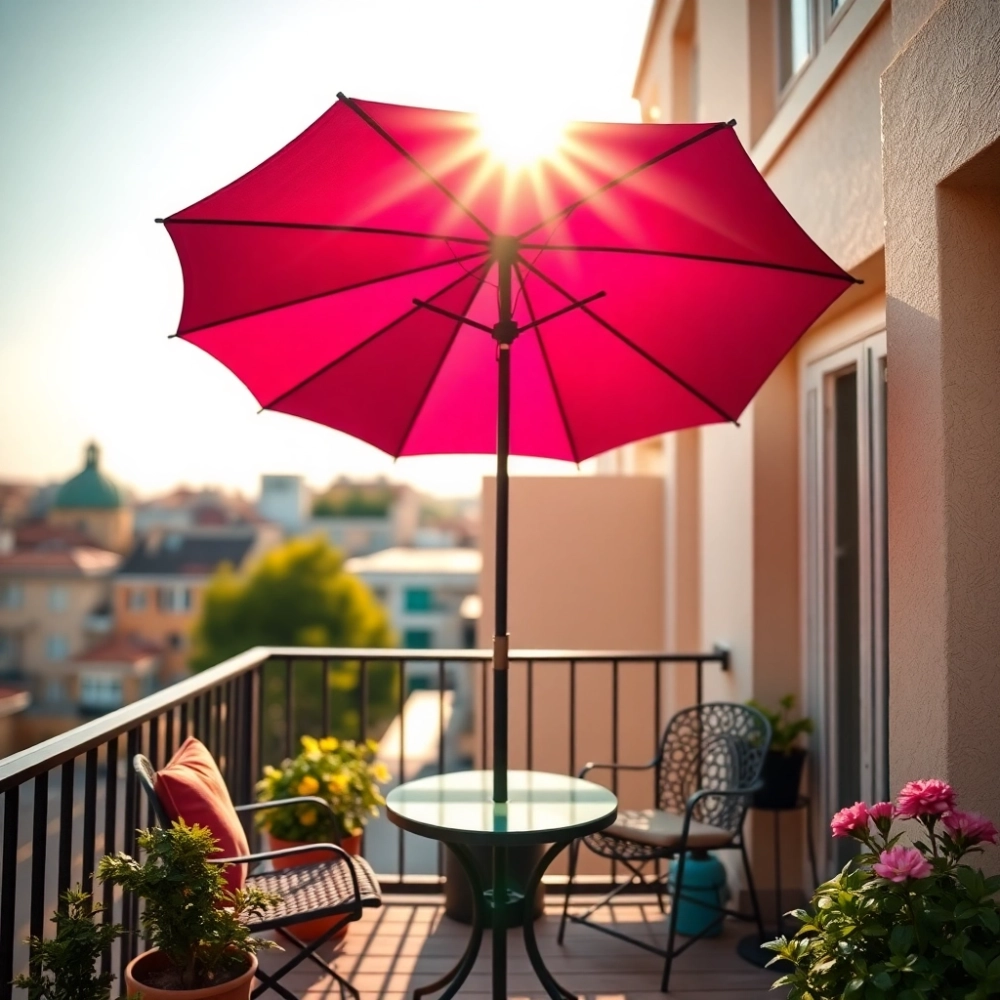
left=579, top=758, right=659, bottom=780
left=235, top=796, right=337, bottom=819
left=677, top=782, right=763, bottom=844
left=214, top=842, right=362, bottom=904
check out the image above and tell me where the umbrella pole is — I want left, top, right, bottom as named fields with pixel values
left=493, top=250, right=515, bottom=806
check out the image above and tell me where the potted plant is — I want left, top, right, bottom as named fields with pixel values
left=254, top=735, right=388, bottom=939
left=747, top=693, right=813, bottom=808
left=97, top=820, right=280, bottom=1000
left=765, top=779, right=1000, bottom=999
left=14, top=888, right=125, bottom=1000
left=256, top=736, right=389, bottom=858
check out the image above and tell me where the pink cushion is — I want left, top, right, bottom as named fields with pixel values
left=154, top=737, right=249, bottom=894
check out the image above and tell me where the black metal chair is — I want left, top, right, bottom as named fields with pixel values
left=134, top=754, right=381, bottom=1000
left=558, top=702, right=770, bottom=992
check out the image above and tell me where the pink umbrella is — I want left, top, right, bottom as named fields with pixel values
left=159, top=95, right=857, bottom=804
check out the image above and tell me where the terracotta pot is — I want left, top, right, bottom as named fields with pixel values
left=266, top=832, right=362, bottom=942
left=125, top=949, right=256, bottom=1000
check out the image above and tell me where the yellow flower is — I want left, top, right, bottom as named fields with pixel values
left=263, top=765, right=281, bottom=779
left=319, top=737, right=339, bottom=752
left=365, top=738, right=379, bottom=753
left=372, top=763, right=390, bottom=784
left=297, top=775, right=320, bottom=796
left=328, top=773, right=350, bottom=795
left=299, top=808, right=317, bottom=827
left=300, top=736, right=319, bottom=753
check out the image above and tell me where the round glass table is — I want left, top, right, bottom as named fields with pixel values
left=386, top=769, right=618, bottom=1000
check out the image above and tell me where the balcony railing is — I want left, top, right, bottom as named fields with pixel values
left=0, top=644, right=729, bottom=999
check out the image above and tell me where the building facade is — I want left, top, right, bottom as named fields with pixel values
left=625, top=0, right=1000, bottom=892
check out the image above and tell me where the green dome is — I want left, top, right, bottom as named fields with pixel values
left=54, top=443, right=123, bottom=510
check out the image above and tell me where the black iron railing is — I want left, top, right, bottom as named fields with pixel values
left=0, top=645, right=728, bottom=998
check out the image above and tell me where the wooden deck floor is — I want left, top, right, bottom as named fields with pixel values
left=258, top=896, right=782, bottom=1000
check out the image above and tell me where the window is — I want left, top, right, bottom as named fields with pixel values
left=48, top=586, right=69, bottom=612
left=157, top=586, right=192, bottom=613
left=46, top=634, right=70, bottom=662
left=80, top=674, right=123, bottom=712
left=45, top=678, right=66, bottom=704
left=0, top=632, right=15, bottom=667
left=777, top=0, right=812, bottom=89
left=0, top=583, right=24, bottom=610
left=167, top=632, right=184, bottom=650
left=404, top=588, right=434, bottom=613
left=126, top=587, right=147, bottom=611
left=403, top=629, right=433, bottom=649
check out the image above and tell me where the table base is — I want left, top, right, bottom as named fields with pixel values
left=413, top=841, right=577, bottom=1000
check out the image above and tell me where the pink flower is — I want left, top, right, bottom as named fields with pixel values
left=873, top=846, right=933, bottom=882
left=868, top=801, right=895, bottom=821
left=942, top=809, right=1000, bottom=845
left=831, top=802, right=869, bottom=838
left=895, top=779, right=956, bottom=819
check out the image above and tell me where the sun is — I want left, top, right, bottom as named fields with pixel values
left=475, top=100, right=568, bottom=171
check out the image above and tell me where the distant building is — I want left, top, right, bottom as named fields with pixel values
left=307, top=479, right=420, bottom=557
left=345, top=547, right=480, bottom=651
left=114, top=526, right=278, bottom=679
left=47, top=443, right=133, bottom=554
left=70, top=634, right=161, bottom=715
left=136, top=487, right=262, bottom=535
left=258, top=475, right=309, bottom=534
left=0, top=542, right=121, bottom=713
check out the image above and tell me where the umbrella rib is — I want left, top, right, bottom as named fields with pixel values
left=394, top=264, right=490, bottom=458
left=173, top=250, right=488, bottom=337
left=517, top=256, right=739, bottom=426
left=516, top=120, right=735, bottom=242
left=159, top=216, right=490, bottom=247
left=514, top=262, right=580, bottom=464
left=260, top=267, right=480, bottom=412
left=337, top=92, right=494, bottom=238
left=516, top=243, right=858, bottom=283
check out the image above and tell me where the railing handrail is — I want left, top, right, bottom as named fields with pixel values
left=0, top=644, right=729, bottom=792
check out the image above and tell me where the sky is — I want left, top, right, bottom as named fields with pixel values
left=0, top=0, right=653, bottom=500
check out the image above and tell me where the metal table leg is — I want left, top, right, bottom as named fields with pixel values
left=522, top=841, right=578, bottom=1000
left=413, top=843, right=485, bottom=1000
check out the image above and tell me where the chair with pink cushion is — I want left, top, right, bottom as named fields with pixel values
left=133, top=737, right=381, bottom=1000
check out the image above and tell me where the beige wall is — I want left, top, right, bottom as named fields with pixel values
left=478, top=475, right=667, bottom=876
left=882, top=0, right=1000, bottom=868
left=49, top=506, right=134, bottom=555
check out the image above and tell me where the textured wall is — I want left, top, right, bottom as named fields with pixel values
left=883, top=0, right=1000, bottom=848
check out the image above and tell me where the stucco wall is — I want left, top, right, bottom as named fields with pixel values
left=882, top=0, right=1000, bottom=858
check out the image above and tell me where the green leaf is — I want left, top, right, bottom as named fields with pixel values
left=890, top=924, right=915, bottom=954
left=964, top=950, right=988, bottom=978
left=873, top=971, right=895, bottom=991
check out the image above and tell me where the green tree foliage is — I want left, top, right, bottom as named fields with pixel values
left=190, top=536, right=398, bottom=760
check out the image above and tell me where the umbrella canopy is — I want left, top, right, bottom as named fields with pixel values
left=163, top=96, right=856, bottom=462
left=160, top=95, right=857, bottom=804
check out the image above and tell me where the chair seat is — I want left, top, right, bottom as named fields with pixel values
left=603, top=809, right=733, bottom=850
left=246, top=854, right=382, bottom=930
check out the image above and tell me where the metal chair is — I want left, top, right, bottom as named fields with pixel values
left=557, top=702, right=770, bottom=992
left=134, top=754, right=381, bottom=1000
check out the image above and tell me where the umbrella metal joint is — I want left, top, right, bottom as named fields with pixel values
left=492, top=319, right=519, bottom=346
left=489, top=234, right=520, bottom=265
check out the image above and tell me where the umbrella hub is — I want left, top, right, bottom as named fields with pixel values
left=492, top=319, right=519, bottom=346
left=489, top=234, right=520, bottom=266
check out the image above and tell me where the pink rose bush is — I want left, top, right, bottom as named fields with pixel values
left=767, top=780, right=1000, bottom=999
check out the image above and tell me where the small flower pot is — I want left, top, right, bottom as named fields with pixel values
left=125, top=948, right=257, bottom=1000
left=266, top=832, right=362, bottom=942
left=753, top=748, right=806, bottom=810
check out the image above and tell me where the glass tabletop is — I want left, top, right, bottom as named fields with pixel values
left=385, top=769, right=618, bottom=846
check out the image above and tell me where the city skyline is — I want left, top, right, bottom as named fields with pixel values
left=0, top=0, right=652, bottom=499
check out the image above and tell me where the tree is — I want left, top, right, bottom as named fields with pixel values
left=191, top=537, right=397, bottom=757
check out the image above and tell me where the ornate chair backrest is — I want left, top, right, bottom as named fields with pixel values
left=656, top=702, right=771, bottom=835
left=133, top=753, right=172, bottom=827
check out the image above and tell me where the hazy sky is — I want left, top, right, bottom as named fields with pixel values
left=0, top=0, right=653, bottom=499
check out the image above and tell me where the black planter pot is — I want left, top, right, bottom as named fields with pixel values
left=754, top=748, right=806, bottom=809
left=444, top=843, right=546, bottom=927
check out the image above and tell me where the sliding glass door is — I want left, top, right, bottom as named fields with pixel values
left=804, top=332, right=887, bottom=870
